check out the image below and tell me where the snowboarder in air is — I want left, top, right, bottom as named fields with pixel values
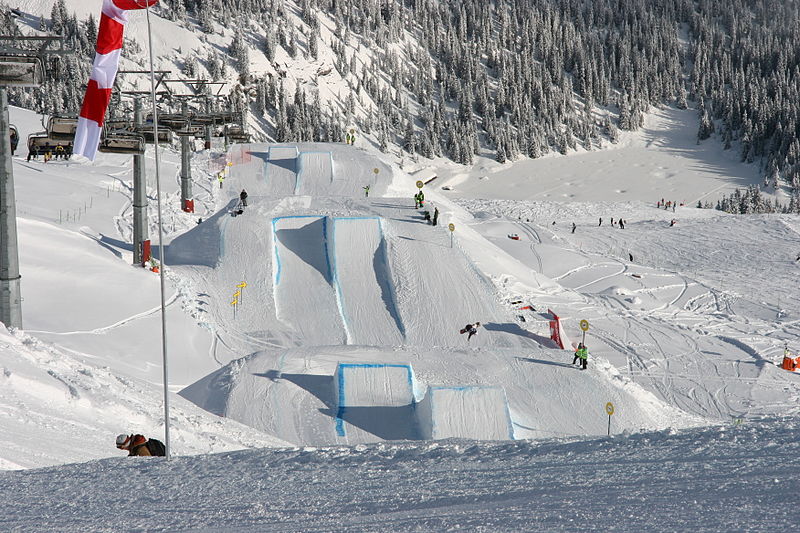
left=573, top=343, right=588, bottom=370
left=240, top=189, right=248, bottom=207
left=460, top=322, right=481, bottom=342
left=363, top=184, right=370, bottom=198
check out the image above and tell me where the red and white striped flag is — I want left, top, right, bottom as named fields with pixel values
left=73, top=0, right=159, bottom=161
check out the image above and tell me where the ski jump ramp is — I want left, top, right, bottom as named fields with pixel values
left=331, top=218, right=404, bottom=346
left=272, top=216, right=344, bottom=344
left=296, top=152, right=334, bottom=196
left=417, top=386, right=515, bottom=440
left=333, top=362, right=515, bottom=442
left=334, top=362, right=418, bottom=442
left=264, top=145, right=299, bottom=196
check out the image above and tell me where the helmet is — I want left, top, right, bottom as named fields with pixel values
left=116, top=434, right=131, bottom=448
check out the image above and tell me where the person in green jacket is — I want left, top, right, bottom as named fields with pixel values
left=573, top=343, right=588, bottom=370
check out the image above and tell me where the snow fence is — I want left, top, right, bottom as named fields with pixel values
left=334, top=362, right=514, bottom=441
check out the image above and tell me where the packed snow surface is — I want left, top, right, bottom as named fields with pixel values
left=3, top=57, right=800, bottom=529
left=2, top=419, right=799, bottom=532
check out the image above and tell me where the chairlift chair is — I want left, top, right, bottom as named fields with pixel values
left=135, top=125, right=174, bottom=144
left=0, top=55, right=44, bottom=87
left=98, top=131, right=145, bottom=155
left=27, top=133, right=71, bottom=151
left=46, top=115, right=78, bottom=140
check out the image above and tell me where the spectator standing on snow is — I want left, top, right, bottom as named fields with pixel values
left=432, top=207, right=439, bottom=226
left=573, top=343, right=588, bottom=370
left=619, top=219, right=625, bottom=229
left=240, top=189, right=248, bottom=207
left=571, top=222, right=577, bottom=234
left=599, top=218, right=603, bottom=226
left=629, top=253, right=634, bottom=262
left=460, top=322, right=481, bottom=342
left=363, top=185, right=370, bottom=198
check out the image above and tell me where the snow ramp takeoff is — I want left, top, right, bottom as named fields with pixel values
left=334, top=362, right=418, bottom=442
left=264, top=145, right=298, bottom=196
left=331, top=218, right=404, bottom=346
left=272, top=216, right=344, bottom=344
left=417, top=386, right=514, bottom=440
left=296, top=152, right=333, bottom=196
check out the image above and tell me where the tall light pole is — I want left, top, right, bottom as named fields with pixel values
left=144, top=3, right=171, bottom=460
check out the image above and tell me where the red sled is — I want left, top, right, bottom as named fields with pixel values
left=508, top=233, right=520, bottom=240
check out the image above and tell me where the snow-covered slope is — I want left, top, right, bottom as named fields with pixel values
left=2, top=418, right=799, bottom=532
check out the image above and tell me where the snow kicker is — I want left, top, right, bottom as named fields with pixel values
left=296, top=152, right=334, bottom=196
left=330, top=217, right=404, bottom=346
left=272, top=216, right=344, bottom=344
left=334, top=362, right=514, bottom=442
left=263, top=145, right=299, bottom=196
left=272, top=216, right=404, bottom=346
left=417, top=386, right=514, bottom=440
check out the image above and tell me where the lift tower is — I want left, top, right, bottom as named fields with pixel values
left=0, top=32, right=70, bottom=328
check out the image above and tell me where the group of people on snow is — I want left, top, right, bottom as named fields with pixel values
left=657, top=198, right=679, bottom=212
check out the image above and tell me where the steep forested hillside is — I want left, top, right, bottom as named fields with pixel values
left=4, top=0, right=800, bottom=207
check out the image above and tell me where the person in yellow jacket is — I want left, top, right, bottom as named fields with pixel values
left=573, top=343, right=588, bottom=370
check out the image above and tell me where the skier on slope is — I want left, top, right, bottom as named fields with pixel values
left=460, top=322, right=481, bottom=342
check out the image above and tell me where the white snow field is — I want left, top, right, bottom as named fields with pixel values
left=3, top=93, right=800, bottom=531
left=2, top=419, right=799, bottom=532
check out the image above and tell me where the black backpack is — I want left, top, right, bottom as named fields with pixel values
left=146, top=438, right=166, bottom=457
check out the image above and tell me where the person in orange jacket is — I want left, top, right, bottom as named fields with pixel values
left=116, top=434, right=153, bottom=456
